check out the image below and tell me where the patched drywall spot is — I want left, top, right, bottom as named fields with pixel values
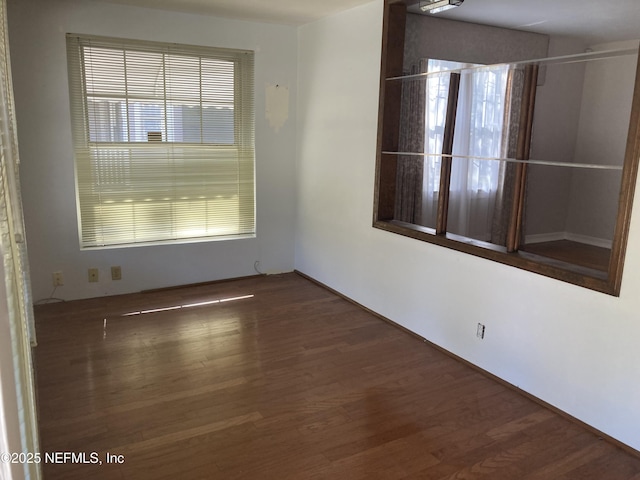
left=265, top=84, right=289, bottom=133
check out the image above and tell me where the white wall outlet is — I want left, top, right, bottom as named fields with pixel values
left=52, top=271, right=64, bottom=287
left=88, top=268, right=99, bottom=283
left=111, top=266, right=122, bottom=281
left=477, top=323, right=486, bottom=339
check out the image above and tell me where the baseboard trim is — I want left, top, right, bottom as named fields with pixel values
left=294, top=269, right=640, bottom=460
left=525, top=232, right=565, bottom=244
left=140, top=274, right=265, bottom=294
left=565, top=233, right=613, bottom=249
left=525, top=232, right=612, bottom=249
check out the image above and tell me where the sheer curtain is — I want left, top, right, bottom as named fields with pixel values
left=422, top=60, right=509, bottom=241
left=0, top=0, right=41, bottom=477
left=420, top=62, right=450, bottom=228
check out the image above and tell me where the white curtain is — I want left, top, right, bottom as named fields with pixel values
left=420, top=63, right=449, bottom=227
left=0, top=0, right=41, bottom=477
left=422, top=60, right=509, bottom=241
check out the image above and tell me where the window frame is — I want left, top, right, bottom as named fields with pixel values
left=373, top=1, right=640, bottom=296
left=66, top=34, right=256, bottom=249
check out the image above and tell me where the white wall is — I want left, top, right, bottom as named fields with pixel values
left=8, top=0, right=640, bottom=458
left=8, top=0, right=298, bottom=301
left=526, top=39, right=638, bottom=245
left=565, top=40, right=639, bottom=242
left=524, top=35, right=586, bottom=240
left=296, top=0, right=640, bottom=452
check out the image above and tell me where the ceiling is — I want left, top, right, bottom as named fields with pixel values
left=86, top=0, right=374, bottom=25
left=423, top=0, right=640, bottom=45
left=88, top=0, right=640, bottom=44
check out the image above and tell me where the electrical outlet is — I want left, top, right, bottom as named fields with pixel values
left=88, top=268, right=99, bottom=283
left=52, top=271, right=64, bottom=287
left=111, top=266, right=122, bottom=281
left=476, top=323, right=486, bottom=339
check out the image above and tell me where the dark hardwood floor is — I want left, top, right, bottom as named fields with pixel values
left=521, top=240, right=611, bottom=272
left=33, top=273, right=640, bottom=479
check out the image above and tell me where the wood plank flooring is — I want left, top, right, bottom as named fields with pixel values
left=33, top=273, right=640, bottom=479
left=521, top=240, right=610, bottom=272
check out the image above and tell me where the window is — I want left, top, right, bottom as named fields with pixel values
left=374, top=2, right=640, bottom=295
left=66, top=34, right=255, bottom=248
left=420, top=60, right=508, bottom=239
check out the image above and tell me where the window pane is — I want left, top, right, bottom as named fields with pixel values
left=201, top=58, right=234, bottom=104
left=201, top=58, right=235, bottom=144
left=67, top=34, right=255, bottom=247
left=124, top=50, right=164, bottom=98
left=83, top=47, right=126, bottom=96
left=446, top=64, right=507, bottom=241
left=127, top=101, right=165, bottom=142
left=523, top=164, right=621, bottom=272
left=447, top=157, right=504, bottom=242
left=420, top=62, right=452, bottom=228
left=165, top=54, right=201, bottom=101
left=202, top=104, right=234, bottom=144
left=166, top=102, right=201, bottom=143
left=521, top=51, right=634, bottom=269
left=87, top=98, right=128, bottom=142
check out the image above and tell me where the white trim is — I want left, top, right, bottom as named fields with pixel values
left=565, top=232, right=613, bottom=249
left=524, top=232, right=565, bottom=244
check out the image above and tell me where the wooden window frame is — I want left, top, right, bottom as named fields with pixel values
left=373, top=0, right=640, bottom=296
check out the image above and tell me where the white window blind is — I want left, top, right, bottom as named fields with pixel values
left=66, top=34, right=255, bottom=248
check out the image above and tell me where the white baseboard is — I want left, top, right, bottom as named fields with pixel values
left=525, top=231, right=612, bottom=249
left=525, top=232, right=565, bottom=244
left=565, top=233, right=612, bottom=249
